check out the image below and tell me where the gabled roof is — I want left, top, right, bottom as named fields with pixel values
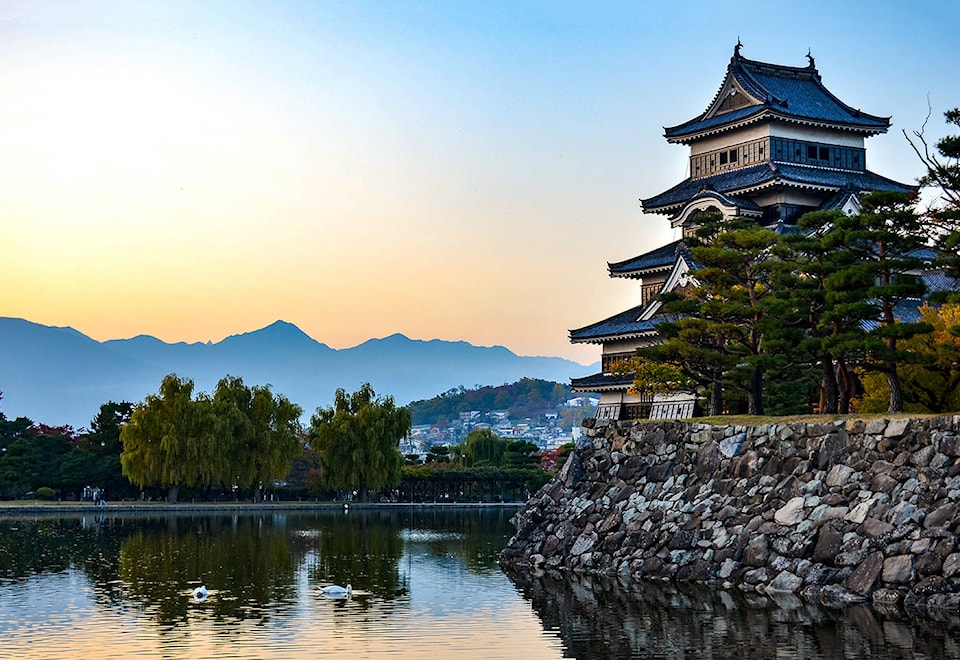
left=664, top=45, right=890, bottom=143
left=608, top=239, right=683, bottom=277
left=569, top=304, right=660, bottom=344
left=642, top=162, right=916, bottom=214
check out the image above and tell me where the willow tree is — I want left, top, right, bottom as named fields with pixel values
left=309, top=383, right=410, bottom=502
left=120, top=374, right=221, bottom=503
left=212, top=376, right=303, bottom=502
left=461, top=428, right=506, bottom=467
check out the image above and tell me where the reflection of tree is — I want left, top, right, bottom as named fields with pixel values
left=0, top=516, right=126, bottom=596
left=307, top=510, right=406, bottom=603
left=118, top=515, right=296, bottom=625
left=0, top=508, right=520, bottom=636
left=504, top=568, right=959, bottom=659
left=397, top=507, right=515, bottom=574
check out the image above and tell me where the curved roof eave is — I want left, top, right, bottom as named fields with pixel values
left=664, top=48, right=891, bottom=143
left=665, top=110, right=889, bottom=144
left=610, top=266, right=672, bottom=280
left=569, top=329, right=658, bottom=345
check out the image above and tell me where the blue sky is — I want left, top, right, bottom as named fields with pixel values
left=1, top=1, right=957, bottom=362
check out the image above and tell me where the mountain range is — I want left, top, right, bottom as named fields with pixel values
left=0, top=318, right=597, bottom=428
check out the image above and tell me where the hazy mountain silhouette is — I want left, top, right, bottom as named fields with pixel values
left=0, top=318, right=596, bottom=428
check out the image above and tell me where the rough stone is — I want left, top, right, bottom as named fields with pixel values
left=924, top=502, right=957, bottom=529
left=767, top=571, right=803, bottom=593
left=774, top=497, right=806, bottom=526
left=883, top=555, right=914, bottom=584
left=862, top=518, right=894, bottom=539
left=570, top=534, right=596, bottom=556
left=885, top=418, right=911, bottom=438
left=743, top=535, right=769, bottom=568
left=719, top=433, right=745, bottom=458
left=501, top=415, right=960, bottom=620
left=825, top=464, right=855, bottom=488
left=696, top=441, right=720, bottom=475
left=844, top=551, right=883, bottom=595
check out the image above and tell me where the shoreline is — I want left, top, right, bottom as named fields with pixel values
left=0, top=501, right=525, bottom=516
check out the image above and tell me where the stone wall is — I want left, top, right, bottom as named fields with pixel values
left=500, top=416, right=960, bottom=612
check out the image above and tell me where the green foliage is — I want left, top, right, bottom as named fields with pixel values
left=308, top=383, right=410, bottom=502
left=647, top=211, right=779, bottom=415
left=72, top=401, right=136, bottom=499
left=35, top=486, right=55, bottom=500
left=860, top=304, right=960, bottom=413
left=425, top=444, right=450, bottom=463
left=120, top=375, right=219, bottom=502
left=461, top=428, right=506, bottom=467
left=502, top=439, right=541, bottom=470
left=823, top=192, right=931, bottom=412
left=610, top=356, right=694, bottom=397
left=120, top=374, right=303, bottom=502
left=400, top=462, right=548, bottom=502
left=0, top=424, right=73, bottom=499
left=213, top=376, right=303, bottom=502
left=642, top=192, right=939, bottom=417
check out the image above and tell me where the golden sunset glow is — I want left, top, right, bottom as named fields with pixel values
left=1, top=1, right=956, bottom=361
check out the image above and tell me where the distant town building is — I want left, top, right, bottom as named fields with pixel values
left=570, top=44, right=914, bottom=421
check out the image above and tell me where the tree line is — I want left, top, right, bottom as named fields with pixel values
left=0, top=379, right=560, bottom=503
left=620, top=107, right=960, bottom=417
left=400, top=427, right=568, bottom=502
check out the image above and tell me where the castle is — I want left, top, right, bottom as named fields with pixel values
left=569, top=45, right=915, bottom=421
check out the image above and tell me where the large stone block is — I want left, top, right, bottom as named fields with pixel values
left=811, top=525, right=843, bottom=563
left=844, top=551, right=883, bottom=595
left=923, top=502, right=957, bottom=529
left=774, top=496, right=806, bottom=526
left=885, top=418, right=911, bottom=438
left=882, top=555, right=914, bottom=584
left=767, top=570, right=803, bottom=593
left=825, top=464, right=854, bottom=488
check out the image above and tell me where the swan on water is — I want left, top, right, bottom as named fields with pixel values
left=320, top=584, right=352, bottom=597
left=193, top=585, right=208, bottom=600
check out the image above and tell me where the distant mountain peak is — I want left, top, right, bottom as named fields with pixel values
left=0, top=316, right=597, bottom=427
left=221, top=320, right=324, bottom=347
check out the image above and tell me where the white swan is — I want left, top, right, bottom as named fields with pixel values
left=193, top=585, right=208, bottom=600
left=320, top=584, right=352, bottom=597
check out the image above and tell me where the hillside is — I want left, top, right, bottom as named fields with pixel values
left=405, top=378, right=590, bottom=426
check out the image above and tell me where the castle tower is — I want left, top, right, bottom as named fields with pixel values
left=570, top=45, right=914, bottom=421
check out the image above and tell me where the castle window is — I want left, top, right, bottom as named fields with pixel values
left=807, top=145, right=818, bottom=159
left=720, top=152, right=728, bottom=165
left=729, top=149, right=738, bottom=163
left=819, top=146, right=830, bottom=160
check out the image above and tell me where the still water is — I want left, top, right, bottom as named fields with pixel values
left=0, top=507, right=957, bottom=659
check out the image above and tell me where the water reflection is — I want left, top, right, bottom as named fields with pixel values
left=505, top=568, right=960, bottom=659
left=12, top=509, right=958, bottom=658
left=0, top=508, right=516, bottom=623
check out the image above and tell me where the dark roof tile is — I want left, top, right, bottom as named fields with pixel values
left=643, top=163, right=914, bottom=212
left=569, top=304, right=659, bottom=342
left=665, top=51, right=890, bottom=141
left=608, top=240, right=683, bottom=275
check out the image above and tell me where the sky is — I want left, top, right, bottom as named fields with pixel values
left=1, top=1, right=958, bottom=364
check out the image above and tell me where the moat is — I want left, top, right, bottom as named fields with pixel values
left=0, top=507, right=957, bottom=658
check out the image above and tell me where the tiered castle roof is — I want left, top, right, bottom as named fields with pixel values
left=663, top=44, right=890, bottom=143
